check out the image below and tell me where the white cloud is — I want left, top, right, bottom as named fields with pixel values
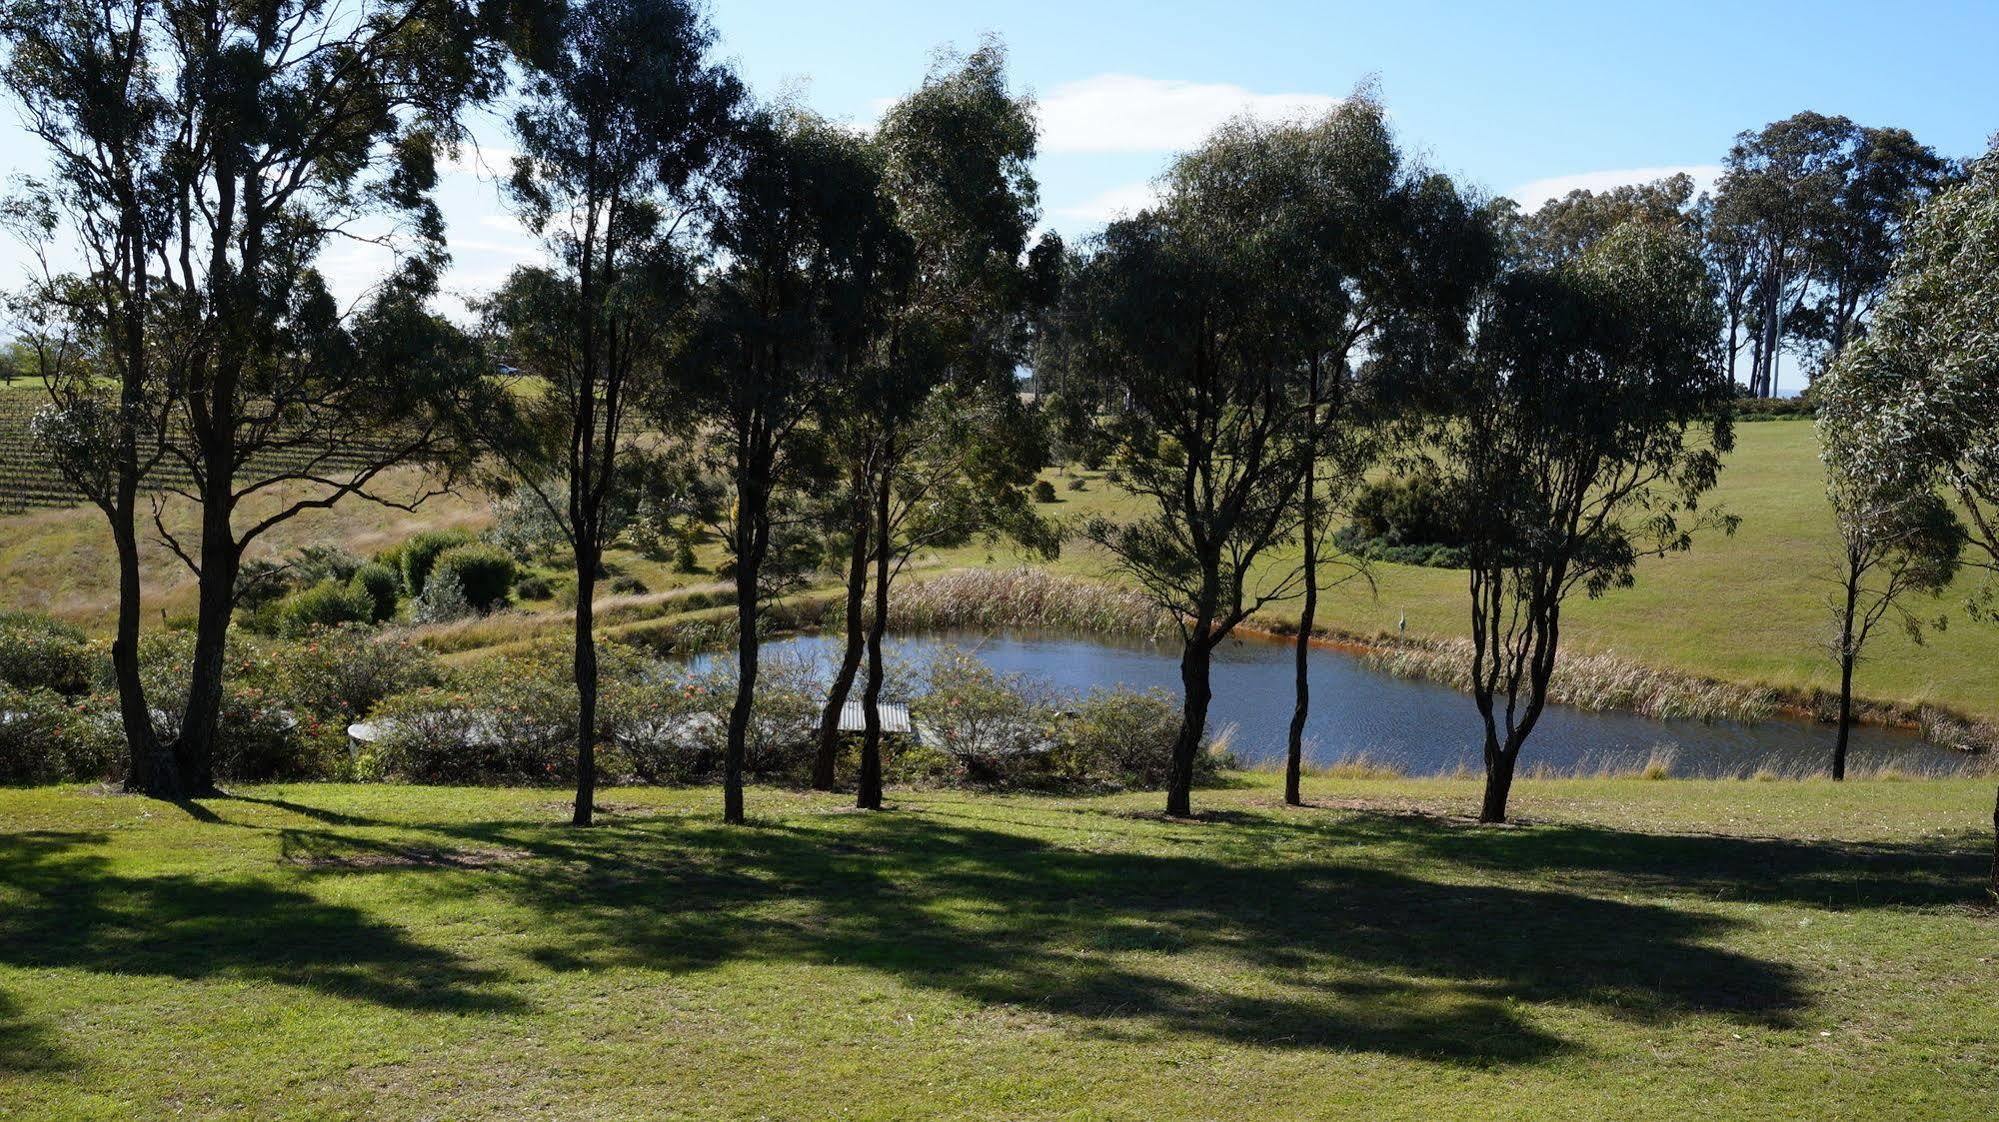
left=1034, top=74, right=1343, bottom=154
left=441, top=145, right=520, bottom=179
left=1507, top=164, right=1724, bottom=211
left=1050, top=181, right=1161, bottom=226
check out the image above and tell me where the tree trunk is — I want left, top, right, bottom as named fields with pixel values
left=1286, top=473, right=1317, bottom=807
left=571, top=546, right=599, bottom=827
left=856, top=463, right=892, bottom=811
left=1479, top=738, right=1517, bottom=824
left=174, top=497, right=238, bottom=796
left=723, top=533, right=759, bottom=825
left=1167, top=632, right=1214, bottom=817
left=812, top=492, right=870, bottom=790
left=111, top=501, right=168, bottom=796
left=1833, top=653, right=1856, bottom=782
left=1989, top=784, right=1997, bottom=903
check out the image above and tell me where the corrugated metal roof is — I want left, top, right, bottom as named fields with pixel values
left=837, top=698, right=912, bottom=734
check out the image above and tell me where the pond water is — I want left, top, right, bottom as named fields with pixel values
left=686, top=629, right=1976, bottom=778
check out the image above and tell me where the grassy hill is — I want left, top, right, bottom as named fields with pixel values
left=5, top=395, right=1998, bottom=720
left=0, top=777, right=1991, bottom=1119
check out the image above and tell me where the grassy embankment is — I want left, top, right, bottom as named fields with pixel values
left=4, top=395, right=1997, bottom=722
left=0, top=777, right=1992, bottom=1120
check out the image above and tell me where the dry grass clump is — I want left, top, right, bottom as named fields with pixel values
left=1359, top=637, right=1778, bottom=723
left=889, top=568, right=1172, bottom=639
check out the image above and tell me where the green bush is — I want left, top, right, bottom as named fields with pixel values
left=399, top=528, right=477, bottom=596
left=432, top=544, right=516, bottom=613
left=1348, top=469, right=1465, bottom=549
left=0, top=611, right=97, bottom=696
left=0, top=685, right=120, bottom=783
left=265, top=627, right=443, bottom=726
left=911, top=650, right=1058, bottom=785
left=513, top=572, right=557, bottom=601
left=1055, top=687, right=1218, bottom=789
left=1032, top=479, right=1058, bottom=503
left=349, top=563, right=401, bottom=622
left=275, top=581, right=375, bottom=637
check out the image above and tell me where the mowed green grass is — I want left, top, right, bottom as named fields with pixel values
left=1, top=777, right=1993, bottom=1120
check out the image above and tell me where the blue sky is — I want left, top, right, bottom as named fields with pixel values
left=4, top=0, right=1997, bottom=318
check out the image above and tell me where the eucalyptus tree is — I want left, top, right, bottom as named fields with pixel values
left=677, top=107, right=894, bottom=824
left=1, top=0, right=174, bottom=791
left=1813, top=395, right=1962, bottom=780
left=1068, top=123, right=1321, bottom=818
left=1815, top=142, right=1999, bottom=892
left=483, top=0, right=739, bottom=826
left=1712, top=112, right=1948, bottom=396
left=1432, top=221, right=1733, bottom=823
left=1256, top=101, right=1493, bottom=807
left=5, top=0, right=549, bottom=796
left=792, top=41, right=1043, bottom=810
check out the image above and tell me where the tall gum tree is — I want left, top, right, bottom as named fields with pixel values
left=483, top=0, right=740, bottom=826
left=679, top=107, right=893, bottom=824
left=1816, top=142, right=1999, bottom=895
left=1069, top=118, right=1321, bottom=818
left=1431, top=220, right=1735, bottom=824
left=8, top=0, right=552, bottom=795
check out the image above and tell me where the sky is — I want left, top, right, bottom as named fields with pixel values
left=3, top=0, right=1997, bottom=322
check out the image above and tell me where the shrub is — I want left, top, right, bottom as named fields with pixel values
left=349, top=562, right=401, bottom=622
left=400, top=528, right=477, bottom=596
left=265, top=627, right=443, bottom=725
left=0, top=611, right=96, bottom=696
left=489, top=490, right=567, bottom=562
left=911, top=650, right=1058, bottom=785
left=1065, top=475, right=1087, bottom=492
left=1347, top=470, right=1466, bottom=549
left=133, top=631, right=336, bottom=782
left=1055, top=687, right=1216, bottom=789
left=0, top=685, right=119, bottom=783
left=513, top=572, right=557, bottom=601
left=411, top=568, right=473, bottom=624
left=608, top=574, right=647, bottom=595
left=1032, top=479, right=1058, bottom=503
left=275, top=581, right=375, bottom=637
left=672, top=536, right=700, bottom=573
left=432, top=543, right=516, bottom=613
left=366, top=642, right=612, bottom=784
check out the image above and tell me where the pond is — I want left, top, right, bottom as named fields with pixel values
left=687, top=629, right=1975, bottom=779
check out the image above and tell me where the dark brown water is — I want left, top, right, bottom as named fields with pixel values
left=689, top=629, right=1975, bottom=778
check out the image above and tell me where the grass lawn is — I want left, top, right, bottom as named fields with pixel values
left=1, top=776, right=1993, bottom=1119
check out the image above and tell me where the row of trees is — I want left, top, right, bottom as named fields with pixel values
left=0, top=0, right=1054, bottom=825
left=4, top=0, right=1988, bottom=848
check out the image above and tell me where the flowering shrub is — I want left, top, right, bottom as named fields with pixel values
left=0, top=685, right=120, bottom=783
left=0, top=611, right=98, bottom=696
left=911, top=650, right=1060, bottom=785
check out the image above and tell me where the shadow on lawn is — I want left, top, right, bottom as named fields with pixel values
left=0, top=990, right=72, bottom=1075
left=280, top=802, right=1883, bottom=1065
left=0, top=830, right=526, bottom=1023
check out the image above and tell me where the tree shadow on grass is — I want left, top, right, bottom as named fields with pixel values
left=0, top=831, right=526, bottom=1016
left=0, top=989, right=73, bottom=1075
left=312, top=806, right=1820, bottom=1065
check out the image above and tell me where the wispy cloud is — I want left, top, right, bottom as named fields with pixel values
left=1507, top=164, right=1724, bottom=211
left=1034, top=74, right=1343, bottom=154
left=1050, top=181, right=1161, bottom=226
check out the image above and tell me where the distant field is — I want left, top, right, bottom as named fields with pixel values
left=4, top=388, right=1998, bottom=721
left=0, top=776, right=1991, bottom=1120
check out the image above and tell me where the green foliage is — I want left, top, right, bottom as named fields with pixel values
left=1348, top=471, right=1467, bottom=550
left=513, top=572, right=557, bottom=601
left=1056, top=687, right=1224, bottom=788
left=1032, top=479, right=1058, bottom=503
left=349, top=563, right=402, bottom=623
left=0, top=684, right=120, bottom=783
left=275, top=582, right=376, bottom=638
left=263, top=628, right=444, bottom=727
left=432, top=544, right=516, bottom=613
left=400, top=529, right=478, bottom=597
left=912, top=650, right=1058, bottom=785
left=0, top=610, right=96, bottom=696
